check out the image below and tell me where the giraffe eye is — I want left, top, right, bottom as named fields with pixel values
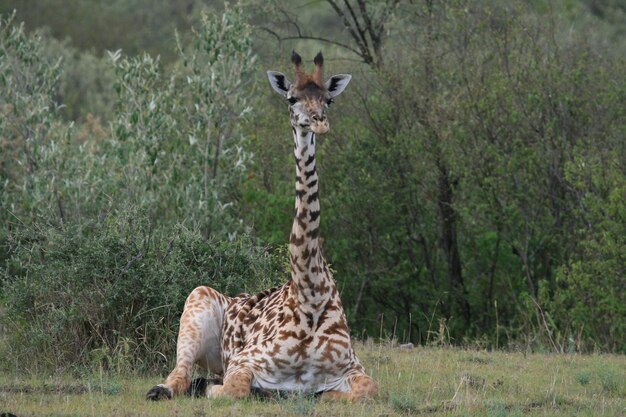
left=288, top=97, right=298, bottom=105
left=325, top=98, right=334, bottom=107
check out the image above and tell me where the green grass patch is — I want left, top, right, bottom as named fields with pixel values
left=1, top=345, right=624, bottom=416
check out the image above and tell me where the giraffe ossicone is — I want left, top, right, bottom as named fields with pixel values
left=146, top=52, right=377, bottom=402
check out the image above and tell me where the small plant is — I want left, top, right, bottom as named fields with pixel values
left=88, top=379, right=122, bottom=396
left=389, top=394, right=420, bottom=413
left=486, top=402, right=519, bottom=417
left=427, top=318, right=452, bottom=347
left=598, top=369, right=621, bottom=395
left=278, top=392, right=317, bottom=416
left=575, top=371, right=591, bottom=386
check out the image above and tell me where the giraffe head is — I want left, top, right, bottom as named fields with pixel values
left=267, top=51, right=351, bottom=135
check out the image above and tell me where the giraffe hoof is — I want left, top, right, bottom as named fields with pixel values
left=186, top=377, right=223, bottom=398
left=187, top=377, right=208, bottom=398
left=146, top=384, right=172, bottom=401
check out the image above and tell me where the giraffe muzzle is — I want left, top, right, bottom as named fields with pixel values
left=310, top=117, right=329, bottom=135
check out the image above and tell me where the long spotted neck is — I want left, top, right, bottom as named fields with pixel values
left=289, top=125, right=333, bottom=311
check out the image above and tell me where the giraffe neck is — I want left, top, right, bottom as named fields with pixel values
left=289, top=126, right=333, bottom=310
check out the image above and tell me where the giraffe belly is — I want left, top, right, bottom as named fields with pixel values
left=247, top=336, right=356, bottom=393
left=250, top=368, right=350, bottom=393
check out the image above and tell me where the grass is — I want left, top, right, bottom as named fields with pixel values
left=0, top=344, right=624, bottom=416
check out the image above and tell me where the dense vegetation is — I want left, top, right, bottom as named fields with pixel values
left=0, top=0, right=624, bottom=374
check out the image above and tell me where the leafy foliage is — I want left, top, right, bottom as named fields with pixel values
left=0, top=7, right=285, bottom=373
left=3, top=207, right=285, bottom=373
left=250, top=0, right=625, bottom=351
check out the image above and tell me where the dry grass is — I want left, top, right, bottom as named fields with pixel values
left=1, top=344, right=624, bottom=416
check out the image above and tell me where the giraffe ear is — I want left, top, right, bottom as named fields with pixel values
left=267, top=71, right=291, bottom=97
left=325, top=74, right=352, bottom=98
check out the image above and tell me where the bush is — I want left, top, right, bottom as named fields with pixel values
left=547, top=162, right=626, bottom=353
left=1, top=5, right=257, bottom=248
left=44, top=35, right=116, bottom=122
left=1, top=207, right=286, bottom=374
left=0, top=7, right=283, bottom=374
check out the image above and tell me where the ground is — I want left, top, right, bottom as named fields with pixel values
left=0, top=344, right=624, bottom=416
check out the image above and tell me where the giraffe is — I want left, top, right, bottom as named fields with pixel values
left=146, top=51, right=377, bottom=402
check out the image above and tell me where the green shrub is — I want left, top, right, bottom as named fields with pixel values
left=598, top=368, right=622, bottom=395
left=106, top=6, right=256, bottom=238
left=0, top=5, right=274, bottom=374
left=547, top=158, right=626, bottom=353
left=1, top=206, right=286, bottom=374
left=43, top=35, right=116, bottom=122
left=575, top=372, right=591, bottom=386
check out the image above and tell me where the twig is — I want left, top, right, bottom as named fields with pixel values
left=119, top=251, right=144, bottom=276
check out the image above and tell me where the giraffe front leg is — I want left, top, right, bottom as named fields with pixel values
left=146, top=286, right=228, bottom=401
left=319, top=390, right=351, bottom=401
left=207, top=368, right=253, bottom=400
left=348, top=373, right=378, bottom=400
left=320, top=373, right=378, bottom=402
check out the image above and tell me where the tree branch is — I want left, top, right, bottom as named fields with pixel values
left=326, top=0, right=374, bottom=64
left=259, top=27, right=364, bottom=59
left=261, top=0, right=398, bottom=69
left=343, top=0, right=370, bottom=50
left=356, top=0, right=376, bottom=44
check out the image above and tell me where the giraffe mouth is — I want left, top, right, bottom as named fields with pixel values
left=311, top=121, right=329, bottom=135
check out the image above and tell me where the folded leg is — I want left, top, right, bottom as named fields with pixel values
left=146, top=286, right=229, bottom=400
left=321, top=372, right=378, bottom=402
left=206, top=360, right=254, bottom=400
